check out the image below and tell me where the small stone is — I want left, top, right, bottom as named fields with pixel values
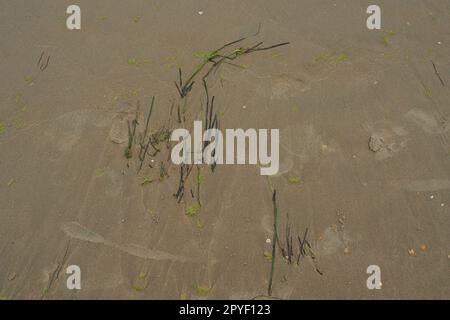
left=198, top=11, right=204, bottom=15
left=420, top=244, right=427, bottom=251
left=121, top=218, right=126, bottom=223
left=242, top=105, right=247, bottom=109
left=369, top=134, right=384, bottom=152
left=441, top=203, right=445, bottom=207
left=344, top=247, right=349, bottom=254
left=352, top=154, right=357, bottom=159
left=266, top=238, right=271, bottom=244
left=430, top=195, right=435, bottom=200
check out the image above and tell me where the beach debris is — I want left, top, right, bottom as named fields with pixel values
left=124, top=105, right=139, bottom=159
left=37, top=51, right=50, bottom=71
left=297, top=228, right=322, bottom=275
left=382, top=30, right=396, bottom=46
left=288, top=177, right=301, bottom=183
left=197, top=11, right=204, bottom=15
left=159, top=161, right=169, bottom=180
left=127, top=58, right=138, bottom=65
left=267, top=189, right=278, bottom=296
left=431, top=61, right=445, bottom=86
left=7, top=272, right=16, bottom=281
left=185, top=203, right=200, bottom=217
left=334, top=53, right=348, bottom=63
left=283, top=212, right=294, bottom=264
left=420, top=244, right=427, bottom=252
left=266, top=238, right=271, bottom=244
left=408, top=248, right=416, bottom=257
left=24, top=75, right=34, bottom=85
left=7, top=178, right=15, bottom=187
left=133, top=284, right=145, bottom=292
left=174, top=164, right=194, bottom=203
left=441, top=203, right=445, bottom=207
left=369, top=134, right=384, bottom=152
left=352, top=154, right=357, bottom=159
left=430, top=195, right=435, bottom=200
left=193, top=284, right=210, bottom=296
left=140, top=177, right=154, bottom=185
left=176, top=38, right=289, bottom=98
left=180, top=293, right=189, bottom=300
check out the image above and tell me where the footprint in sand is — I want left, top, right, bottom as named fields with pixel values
left=109, top=113, right=129, bottom=144
left=61, top=222, right=194, bottom=262
left=316, top=225, right=350, bottom=257
left=280, top=123, right=329, bottom=164
left=405, top=108, right=449, bottom=134
left=269, top=74, right=311, bottom=100
left=44, top=110, right=110, bottom=153
left=367, top=126, right=409, bottom=160
left=62, top=221, right=106, bottom=244
left=392, top=179, right=450, bottom=192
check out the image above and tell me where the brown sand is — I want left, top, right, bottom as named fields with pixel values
left=0, top=0, right=449, bottom=299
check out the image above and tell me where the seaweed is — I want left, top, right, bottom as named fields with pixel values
left=268, top=189, right=278, bottom=296
left=176, top=38, right=290, bottom=98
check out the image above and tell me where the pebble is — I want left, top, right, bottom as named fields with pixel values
left=198, top=11, right=204, bottom=15
left=430, top=195, right=434, bottom=200
left=369, top=134, right=384, bottom=152
left=266, top=238, right=271, bottom=244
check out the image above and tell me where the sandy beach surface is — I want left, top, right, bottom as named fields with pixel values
left=0, top=0, right=449, bottom=299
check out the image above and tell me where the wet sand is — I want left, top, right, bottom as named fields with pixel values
left=0, top=0, right=449, bottom=299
